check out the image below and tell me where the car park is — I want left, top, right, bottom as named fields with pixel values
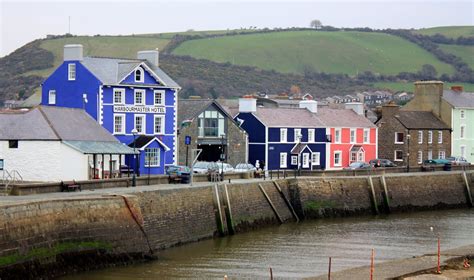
left=369, top=159, right=397, bottom=168
left=344, top=162, right=372, bottom=170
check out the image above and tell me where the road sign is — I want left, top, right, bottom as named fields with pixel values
left=185, top=136, right=191, bottom=145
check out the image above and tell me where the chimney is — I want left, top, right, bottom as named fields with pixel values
left=299, top=100, right=318, bottom=113
left=63, top=44, right=83, bottom=61
left=345, top=102, right=364, bottom=115
left=451, top=85, right=463, bottom=92
left=137, top=49, right=159, bottom=67
left=239, top=96, right=257, bottom=112
left=404, top=81, right=443, bottom=117
left=381, top=101, right=400, bottom=118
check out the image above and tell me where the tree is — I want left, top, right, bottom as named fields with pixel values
left=310, top=19, right=322, bottom=29
left=418, top=64, right=437, bottom=80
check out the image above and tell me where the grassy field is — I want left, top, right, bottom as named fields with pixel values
left=415, top=26, right=474, bottom=38
left=438, top=44, right=474, bottom=69
left=172, top=31, right=455, bottom=76
left=373, top=82, right=474, bottom=92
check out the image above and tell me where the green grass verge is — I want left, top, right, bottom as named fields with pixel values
left=415, top=26, right=474, bottom=38
left=373, top=82, right=474, bottom=92
left=172, top=31, right=454, bottom=76
left=0, top=241, right=112, bottom=267
left=438, top=44, right=474, bottom=69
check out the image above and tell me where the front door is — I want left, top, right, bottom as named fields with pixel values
left=302, top=153, right=310, bottom=168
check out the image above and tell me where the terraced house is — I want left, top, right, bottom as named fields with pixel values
left=41, top=45, right=180, bottom=175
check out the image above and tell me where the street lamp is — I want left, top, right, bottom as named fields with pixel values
left=220, top=134, right=225, bottom=181
left=406, top=133, right=411, bottom=173
left=297, top=134, right=302, bottom=175
left=131, top=128, right=138, bottom=187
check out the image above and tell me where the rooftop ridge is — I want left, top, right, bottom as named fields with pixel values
left=86, top=55, right=142, bottom=61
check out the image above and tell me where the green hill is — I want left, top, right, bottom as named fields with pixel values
left=172, top=31, right=455, bottom=76
left=415, top=26, right=474, bottom=38
left=438, top=44, right=474, bottom=69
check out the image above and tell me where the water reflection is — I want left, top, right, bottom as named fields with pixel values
left=62, top=209, right=474, bottom=279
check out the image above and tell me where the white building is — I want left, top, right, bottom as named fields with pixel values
left=0, top=106, right=135, bottom=182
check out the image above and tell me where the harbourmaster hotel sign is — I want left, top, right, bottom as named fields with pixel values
left=113, top=105, right=165, bottom=114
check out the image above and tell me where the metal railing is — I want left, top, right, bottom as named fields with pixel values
left=1, top=169, right=23, bottom=193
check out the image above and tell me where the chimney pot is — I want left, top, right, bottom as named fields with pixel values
left=239, top=97, right=257, bottom=113
left=137, top=50, right=159, bottom=67
left=63, top=44, right=83, bottom=61
left=299, top=100, right=318, bottom=113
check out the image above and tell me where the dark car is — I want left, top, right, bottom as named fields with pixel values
left=423, top=159, right=451, bottom=166
left=344, top=162, right=372, bottom=170
left=165, top=165, right=191, bottom=183
left=369, top=159, right=397, bottom=168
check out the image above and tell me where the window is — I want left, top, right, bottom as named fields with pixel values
left=280, top=153, right=287, bottom=168
left=302, top=153, right=309, bottom=168
left=8, top=140, right=18, bottom=149
left=154, top=115, right=164, bottom=134
left=350, top=129, right=356, bottom=143
left=394, top=132, right=404, bottom=144
left=438, top=150, right=446, bottom=159
left=334, top=151, right=342, bottom=166
left=68, top=63, right=76, bottom=81
left=350, top=152, right=357, bottom=162
left=113, top=88, right=125, bottom=104
left=280, top=128, right=287, bottom=143
left=198, top=110, right=225, bottom=137
left=428, top=131, right=433, bottom=144
left=154, top=90, right=164, bottom=106
left=394, top=150, right=403, bottom=161
left=428, top=150, right=433, bottom=160
left=335, top=128, right=341, bottom=143
left=308, top=129, right=315, bottom=143
left=134, top=115, right=145, bottom=134
left=357, top=151, right=364, bottom=162
left=145, top=148, right=160, bottom=167
left=135, top=68, right=144, bottom=82
left=438, top=131, right=443, bottom=144
left=311, top=152, right=320, bottom=165
left=460, top=110, right=465, bottom=119
left=417, top=151, right=423, bottom=164
left=291, top=156, right=298, bottom=165
left=48, top=90, right=56, bottom=105
left=134, top=90, right=145, bottom=105
left=113, top=114, right=125, bottom=134
left=294, top=129, right=302, bottom=142
left=461, top=145, right=466, bottom=158
left=460, top=125, right=466, bottom=139
left=363, top=129, right=370, bottom=143
left=418, top=131, right=423, bottom=144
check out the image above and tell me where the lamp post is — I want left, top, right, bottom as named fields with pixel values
left=131, top=128, right=138, bottom=187
left=406, top=133, right=411, bottom=173
left=220, top=134, right=225, bottom=181
left=297, top=134, right=302, bottom=175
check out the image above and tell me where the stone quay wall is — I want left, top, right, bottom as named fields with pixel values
left=0, top=171, right=472, bottom=279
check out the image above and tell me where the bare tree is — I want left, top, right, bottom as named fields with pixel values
left=310, top=19, right=322, bottom=29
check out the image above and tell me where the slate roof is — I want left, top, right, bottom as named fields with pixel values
left=127, top=135, right=155, bottom=149
left=81, top=56, right=180, bottom=88
left=394, top=111, right=450, bottom=130
left=291, top=143, right=308, bottom=154
left=317, top=107, right=376, bottom=128
left=178, top=99, right=214, bottom=124
left=443, top=90, right=474, bottom=108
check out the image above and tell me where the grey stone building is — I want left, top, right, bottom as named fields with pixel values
left=177, top=99, right=248, bottom=167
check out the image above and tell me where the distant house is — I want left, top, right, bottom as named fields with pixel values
left=0, top=106, right=135, bottom=181
left=41, top=44, right=180, bottom=175
left=358, top=91, right=393, bottom=106
left=177, top=99, right=248, bottom=166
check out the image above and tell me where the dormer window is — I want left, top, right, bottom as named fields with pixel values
left=135, top=67, right=144, bottom=82
left=68, top=63, right=76, bottom=81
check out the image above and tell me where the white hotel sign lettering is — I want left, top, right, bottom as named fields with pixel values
left=114, top=105, right=165, bottom=114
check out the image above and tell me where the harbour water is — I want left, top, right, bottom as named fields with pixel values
left=63, top=209, right=474, bottom=279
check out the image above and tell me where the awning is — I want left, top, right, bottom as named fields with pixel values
left=63, top=140, right=137, bottom=154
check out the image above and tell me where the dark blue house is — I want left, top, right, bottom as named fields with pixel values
left=41, top=44, right=180, bottom=175
left=235, top=98, right=327, bottom=170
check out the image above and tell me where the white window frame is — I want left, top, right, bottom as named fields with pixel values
left=144, top=148, right=160, bottom=167
left=363, top=129, right=370, bottom=143
left=334, top=151, right=342, bottom=166
left=350, top=129, right=356, bottom=143
left=113, top=114, right=125, bottom=134
left=460, top=110, right=465, bottom=119
left=154, top=115, right=165, bottom=134
left=438, top=150, right=446, bottom=159
left=460, top=145, right=466, bottom=158
left=394, top=150, right=403, bottom=162
left=113, top=88, right=125, bottom=105
left=428, top=150, right=433, bottom=160
left=280, top=153, right=287, bottom=168
left=394, top=132, right=404, bottom=144
left=308, top=129, right=315, bottom=143
left=417, top=150, right=423, bottom=164
left=68, top=63, right=76, bottom=81
left=291, top=156, right=298, bottom=165
left=134, top=89, right=145, bottom=105
left=134, top=114, right=146, bottom=134
left=154, top=90, right=165, bottom=106
left=311, top=152, right=320, bottom=165
left=302, top=153, right=310, bottom=168
left=428, top=131, right=433, bottom=144
left=335, top=128, right=341, bottom=143
left=280, top=128, right=287, bottom=143
left=438, top=131, right=443, bottom=144
left=357, top=151, right=365, bottom=162
left=135, top=67, right=144, bottom=83
left=460, top=125, right=466, bottom=139
left=418, top=131, right=423, bottom=144
left=48, top=90, right=56, bottom=105
left=294, top=129, right=302, bottom=142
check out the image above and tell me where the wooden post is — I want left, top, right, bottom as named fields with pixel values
left=109, top=153, right=112, bottom=179
left=119, top=154, right=122, bottom=178
left=213, top=184, right=226, bottom=236
left=328, top=257, right=332, bottom=280
left=462, top=172, right=473, bottom=207
left=367, top=176, right=379, bottom=215
left=259, top=183, right=283, bottom=224
left=93, top=154, right=97, bottom=179
left=269, top=267, right=273, bottom=280
left=370, top=249, right=375, bottom=280
left=273, top=181, right=299, bottom=222
left=437, top=236, right=441, bottom=274
left=380, top=175, right=390, bottom=213
left=101, top=154, right=105, bottom=179
left=223, top=184, right=235, bottom=235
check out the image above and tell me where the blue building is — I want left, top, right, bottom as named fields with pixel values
left=41, top=44, right=180, bottom=175
left=235, top=98, right=328, bottom=170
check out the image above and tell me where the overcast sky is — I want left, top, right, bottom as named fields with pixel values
left=0, top=0, right=472, bottom=57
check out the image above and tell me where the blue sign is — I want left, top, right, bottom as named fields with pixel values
left=185, top=136, right=191, bottom=145
left=0, top=159, right=3, bottom=171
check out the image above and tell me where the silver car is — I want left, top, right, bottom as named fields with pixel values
left=446, top=156, right=471, bottom=166
left=234, top=163, right=257, bottom=173
left=192, top=162, right=219, bottom=174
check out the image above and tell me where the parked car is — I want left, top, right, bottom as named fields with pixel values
left=234, top=163, right=257, bottom=173
left=192, top=161, right=219, bottom=174
left=446, top=156, right=471, bottom=166
left=423, top=159, right=451, bottom=166
left=165, top=165, right=191, bottom=176
left=344, top=162, right=372, bottom=170
left=217, top=163, right=235, bottom=173
left=369, top=159, right=397, bottom=168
